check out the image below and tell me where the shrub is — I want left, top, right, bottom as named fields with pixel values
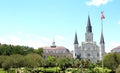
left=116, top=66, right=120, bottom=73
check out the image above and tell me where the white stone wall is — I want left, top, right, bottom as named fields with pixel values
left=85, top=33, right=93, bottom=42
left=99, top=43, right=105, bottom=60
left=112, top=49, right=120, bottom=52
left=74, top=41, right=100, bottom=62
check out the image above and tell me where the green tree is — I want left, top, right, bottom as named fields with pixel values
left=0, top=56, right=8, bottom=68
left=116, top=53, right=120, bottom=64
left=0, top=44, right=12, bottom=55
left=1, top=54, right=25, bottom=70
left=24, top=53, right=43, bottom=68
left=116, top=66, right=120, bottom=73
left=0, top=44, right=35, bottom=55
left=104, top=53, right=119, bottom=71
left=35, top=48, right=43, bottom=56
left=45, top=56, right=56, bottom=67
left=72, top=59, right=81, bottom=68
left=10, top=54, right=25, bottom=67
left=2, top=56, right=15, bottom=70
left=57, top=57, right=71, bottom=70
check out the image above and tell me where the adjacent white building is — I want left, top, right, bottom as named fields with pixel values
left=111, top=46, right=120, bottom=53
left=73, top=16, right=105, bottom=63
left=42, top=41, right=72, bottom=59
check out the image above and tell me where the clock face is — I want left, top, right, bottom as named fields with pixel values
left=87, top=37, right=90, bottom=41
left=85, top=33, right=93, bottom=42
left=88, top=35, right=91, bottom=39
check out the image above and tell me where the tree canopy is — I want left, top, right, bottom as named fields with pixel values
left=0, top=44, right=43, bottom=55
left=104, top=52, right=120, bottom=71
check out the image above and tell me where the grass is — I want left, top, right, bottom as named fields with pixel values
left=42, top=67, right=61, bottom=72
left=1, top=67, right=111, bottom=73
left=0, top=68, right=6, bottom=73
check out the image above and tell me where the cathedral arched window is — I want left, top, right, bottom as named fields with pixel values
left=79, top=54, right=81, bottom=57
left=97, top=60, right=99, bottom=62
left=97, top=53, right=99, bottom=57
left=77, top=54, right=81, bottom=59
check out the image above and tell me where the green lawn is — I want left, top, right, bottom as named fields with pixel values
left=0, top=68, right=6, bottom=73
left=0, top=67, right=112, bottom=73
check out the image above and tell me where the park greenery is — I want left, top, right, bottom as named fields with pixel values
left=0, top=44, right=120, bottom=73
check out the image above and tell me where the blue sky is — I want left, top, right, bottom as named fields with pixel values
left=0, top=0, right=120, bottom=53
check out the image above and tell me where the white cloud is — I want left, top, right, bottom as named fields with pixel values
left=0, top=34, right=66, bottom=49
left=8, top=35, right=20, bottom=42
left=40, top=37, right=52, bottom=43
left=24, top=40, right=44, bottom=49
left=54, top=35, right=73, bottom=51
left=55, top=35, right=66, bottom=41
left=0, top=33, right=73, bottom=51
left=16, top=32, right=22, bottom=35
left=86, top=0, right=112, bottom=6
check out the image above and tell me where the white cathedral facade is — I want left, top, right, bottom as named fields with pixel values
left=73, top=16, right=105, bottom=63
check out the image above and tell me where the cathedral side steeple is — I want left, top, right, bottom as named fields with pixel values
left=85, top=15, right=93, bottom=42
left=74, top=32, right=79, bottom=44
left=73, top=32, right=79, bottom=59
left=100, top=32, right=105, bottom=60
left=100, top=32, right=105, bottom=44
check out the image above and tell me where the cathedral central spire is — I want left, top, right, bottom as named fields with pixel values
left=86, top=15, right=92, bottom=32
left=85, top=15, right=93, bottom=42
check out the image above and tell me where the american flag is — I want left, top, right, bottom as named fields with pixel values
left=101, top=11, right=105, bottom=19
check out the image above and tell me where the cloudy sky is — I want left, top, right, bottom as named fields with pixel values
left=0, top=0, right=120, bottom=53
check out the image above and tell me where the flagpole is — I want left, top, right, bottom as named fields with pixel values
left=101, top=19, right=103, bottom=34
left=101, top=11, right=105, bottom=73
left=101, top=19, right=104, bottom=73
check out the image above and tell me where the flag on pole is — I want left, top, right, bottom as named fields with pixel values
left=101, top=11, right=105, bottom=19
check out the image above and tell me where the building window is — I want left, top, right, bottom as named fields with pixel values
left=75, top=53, right=76, bottom=56
left=97, top=60, right=99, bottom=62
left=87, top=53, right=90, bottom=57
left=87, top=39, right=89, bottom=41
left=77, top=54, right=81, bottom=59
left=97, top=53, right=99, bottom=57
left=79, top=54, right=81, bottom=57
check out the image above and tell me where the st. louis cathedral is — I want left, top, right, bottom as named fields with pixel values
left=73, top=15, right=105, bottom=62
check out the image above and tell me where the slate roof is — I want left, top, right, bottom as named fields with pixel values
left=111, top=46, right=120, bottom=51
